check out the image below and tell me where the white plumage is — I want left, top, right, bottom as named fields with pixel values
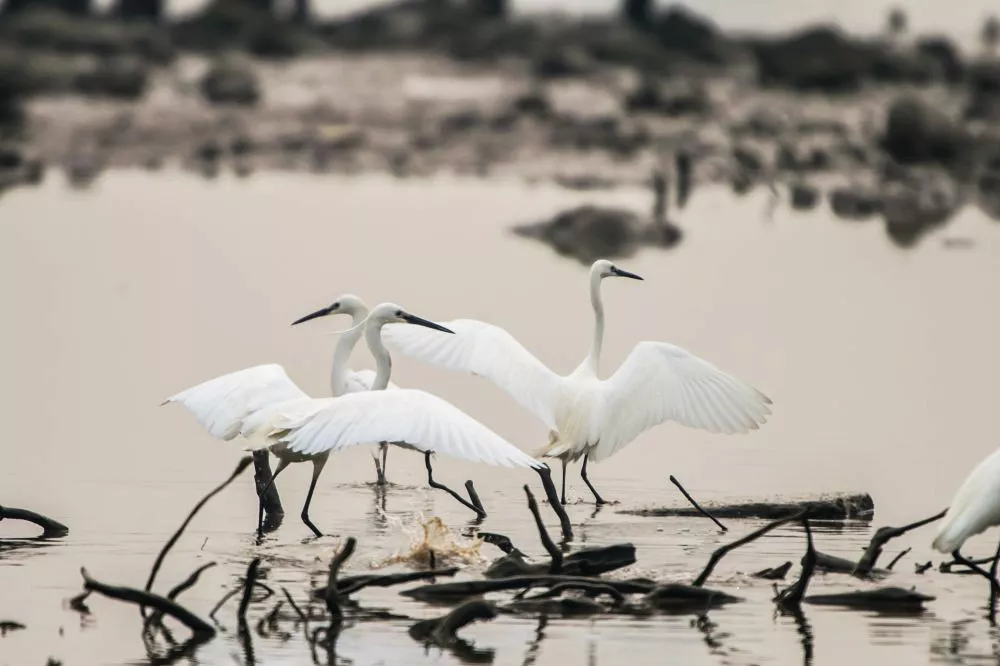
left=164, top=302, right=539, bottom=535
left=269, top=390, right=543, bottom=469
left=932, top=447, right=1000, bottom=553
left=382, top=258, right=771, bottom=504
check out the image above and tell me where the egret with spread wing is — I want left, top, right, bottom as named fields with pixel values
left=291, top=294, right=395, bottom=484
left=162, top=303, right=453, bottom=537
left=382, top=259, right=772, bottom=505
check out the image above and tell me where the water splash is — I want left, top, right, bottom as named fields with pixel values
left=375, top=513, right=484, bottom=568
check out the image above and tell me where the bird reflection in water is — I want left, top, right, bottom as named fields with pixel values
left=367, top=483, right=389, bottom=536
left=521, top=613, right=549, bottom=666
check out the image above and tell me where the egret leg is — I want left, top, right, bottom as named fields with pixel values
left=379, top=442, right=389, bottom=485
left=373, top=442, right=388, bottom=486
left=560, top=459, right=568, bottom=505
left=300, top=456, right=327, bottom=538
left=580, top=454, right=606, bottom=506
left=258, top=459, right=291, bottom=536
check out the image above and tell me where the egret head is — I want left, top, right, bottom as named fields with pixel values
left=591, top=259, right=643, bottom=281
left=291, top=294, right=368, bottom=326
left=369, top=302, right=454, bottom=334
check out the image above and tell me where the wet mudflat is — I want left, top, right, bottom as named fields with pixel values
left=2, top=171, right=1000, bottom=665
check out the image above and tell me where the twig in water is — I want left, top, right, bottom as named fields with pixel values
left=949, top=548, right=1000, bottom=616
left=146, top=562, right=218, bottom=635
left=464, top=481, right=486, bottom=515
left=479, top=532, right=524, bottom=557
left=914, top=561, right=933, bottom=574
left=81, top=567, right=215, bottom=639
left=0, top=506, right=69, bottom=538
left=533, top=465, right=573, bottom=542
left=68, top=590, right=91, bottom=614
left=524, top=485, right=562, bottom=574
left=424, top=452, right=486, bottom=518
left=852, top=509, right=946, bottom=577
left=693, top=511, right=805, bottom=587
left=325, top=537, right=356, bottom=623
left=774, top=518, right=816, bottom=609
left=669, top=476, right=728, bottom=532
left=886, top=548, right=911, bottom=571
left=145, top=457, right=252, bottom=594
left=209, top=588, right=240, bottom=620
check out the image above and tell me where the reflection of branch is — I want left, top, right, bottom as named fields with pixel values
left=145, top=457, right=252, bottom=594
left=775, top=518, right=815, bottom=609
left=0, top=505, right=69, bottom=538
left=238, top=559, right=263, bottom=622
left=669, top=476, right=727, bottom=532
left=409, top=599, right=497, bottom=645
left=789, top=608, right=814, bottom=666
left=522, top=613, right=548, bottom=666
left=693, top=511, right=804, bottom=587
left=886, top=548, right=911, bottom=571
left=82, top=567, right=215, bottom=638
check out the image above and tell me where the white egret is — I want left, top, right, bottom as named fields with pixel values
left=382, top=258, right=772, bottom=505
left=290, top=294, right=395, bottom=484
left=162, top=303, right=454, bottom=537
left=932, top=447, right=1000, bottom=556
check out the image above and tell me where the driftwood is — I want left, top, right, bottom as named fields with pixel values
left=506, top=596, right=606, bottom=616
left=669, top=476, right=727, bottom=532
left=524, top=485, right=562, bottom=574
left=409, top=599, right=497, bottom=645
left=82, top=567, right=215, bottom=639
left=805, top=587, right=934, bottom=611
left=693, top=511, right=805, bottom=587
left=325, top=538, right=356, bottom=623
left=484, top=544, right=636, bottom=579
left=401, top=575, right=656, bottom=603
left=310, top=568, right=461, bottom=601
left=645, top=584, right=742, bottom=612
left=145, top=457, right=252, bottom=594
left=775, top=519, right=816, bottom=610
left=479, top=532, right=524, bottom=557
left=0, top=620, right=25, bottom=636
left=0, top=506, right=69, bottom=538
left=852, top=509, right=945, bottom=576
left=623, top=493, right=874, bottom=521
left=753, top=562, right=792, bottom=580
left=534, top=465, right=573, bottom=542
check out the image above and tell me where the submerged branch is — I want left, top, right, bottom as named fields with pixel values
left=82, top=567, right=215, bottom=639
left=852, top=509, right=946, bottom=577
left=325, top=537, right=356, bottom=622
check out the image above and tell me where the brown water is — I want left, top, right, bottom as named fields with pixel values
left=2, top=170, right=1000, bottom=666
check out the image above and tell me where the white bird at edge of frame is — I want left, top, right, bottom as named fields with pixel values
left=381, top=258, right=773, bottom=506
left=162, top=303, right=544, bottom=538
left=932, top=447, right=1000, bottom=591
left=289, top=294, right=396, bottom=486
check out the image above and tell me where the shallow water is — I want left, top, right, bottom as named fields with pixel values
left=2, top=170, right=1000, bottom=665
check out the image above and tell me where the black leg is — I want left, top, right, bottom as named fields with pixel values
left=380, top=443, right=389, bottom=485
left=258, top=459, right=290, bottom=536
left=373, top=443, right=387, bottom=486
left=580, top=454, right=606, bottom=505
left=560, top=459, right=568, bottom=505
left=990, top=537, right=1000, bottom=623
left=301, top=458, right=327, bottom=538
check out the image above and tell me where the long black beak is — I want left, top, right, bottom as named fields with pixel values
left=291, top=305, right=335, bottom=326
left=402, top=313, right=454, bottom=334
left=612, top=267, right=644, bottom=280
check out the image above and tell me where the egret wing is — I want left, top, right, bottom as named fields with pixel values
left=163, top=364, right=310, bottom=440
left=932, top=447, right=1000, bottom=553
left=382, top=319, right=560, bottom=429
left=271, top=389, right=544, bottom=469
left=594, top=342, right=771, bottom=461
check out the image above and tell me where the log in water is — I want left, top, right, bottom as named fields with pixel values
left=621, top=493, right=875, bottom=521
